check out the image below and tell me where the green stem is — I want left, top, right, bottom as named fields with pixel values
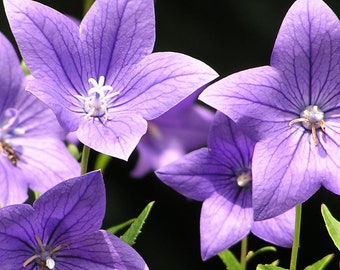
left=240, top=236, right=248, bottom=270
left=83, top=0, right=95, bottom=15
left=80, top=145, right=91, bottom=174
left=289, top=204, right=302, bottom=270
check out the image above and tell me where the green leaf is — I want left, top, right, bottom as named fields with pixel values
left=33, top=190, right=41, bottom=200
left=256, top=265, right=287, bottom=270
left=247, top=246, right=277, bottom=263
left=121, top=201, right=154, bottom=246
left=20, top=60, right=30, bottom=75
left=321, top=204, right=340, bottom=251
left=94, top=153, right=111, bottom=172
left=218, top=249, right=240, bottom=270
left=106, top=218, right=136, bottom=235
left=67, top=144, right=81, bottom=160
left=304, top=254, right=334, bottom=270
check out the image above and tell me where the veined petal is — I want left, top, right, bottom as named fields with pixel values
left=0, top=204, right=36, bottom=268
left=200, top=191, right=252, bottom=260
left=252, top=126, right=323, bottom=220
left=112, top=52, right=218, bottom=120
left=156, top=149, right=222, bottom=201
left=33, top=171, right=105, bottom=244
left=80, top=0, right=155, bottom=81
left=0, top=32, right=24, bottom=113
left=271, top=0, right=340, bottom=110
left=252, top=207, right=295, bottom=247
left=4, top=0, right=86, bottom=92
left=77, top=114, right=147, bottom=161
left=199, top=66, right=294, bottom=141
left=56, top=231, right=148, bottom=270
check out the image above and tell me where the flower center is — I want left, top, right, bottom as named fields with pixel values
left=23, top=235, right=69, bottom=270
left=236, top=169, right=252, bottom=188
left=76, top=76, right=120, bottom=123
left=289, top=105, right=325, bottom=146
left=0, top=108, right=25, bottom=166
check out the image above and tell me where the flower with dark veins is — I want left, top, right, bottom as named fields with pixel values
left=0, top=170, right=149, bottom=270
left=156, top=112, right=294, bottom=260
left=0, top=32, right=80, bottom=207
left=4, top=0, right=218, bottom=160
left=199, top=0, right=340, bottom=220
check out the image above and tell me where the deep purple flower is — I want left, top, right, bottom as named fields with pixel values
left=0, top=32, right=79, bottom=206
left=156, top=112, right=294, bottom=260
left=4, top=0, right=218, bottom=160
left=199, top=0, right=340, bottom=220
left=0, top=170, right=148, bottom=270
left=131, top=92, right=214, bottom=178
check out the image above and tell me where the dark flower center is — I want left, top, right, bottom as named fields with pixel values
left=0, top=108, right=24, bottom=166
left=289, top=105, right=325, bottom=146
left=236, top=168, right=252, bottom=189
left=23, top=235, right=69, bottom=270
left=76, top=76, right=120, bottom=123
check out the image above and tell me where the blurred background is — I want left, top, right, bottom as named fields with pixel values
left=1, top=0, right=340, bottom=269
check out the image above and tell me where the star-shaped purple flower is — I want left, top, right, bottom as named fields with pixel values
left=200, top=0, right=340, bottom=220
left=0, top=32, right=79, bottom=206
left=131, top=92, right=214, bottom=178
left=4, top=0, right=218, bottom=160
left=156, top=112, right=294, bottom=260
left=0, top=170, right=148, bottom=270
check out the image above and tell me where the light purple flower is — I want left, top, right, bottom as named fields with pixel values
left=0, top=32, right=79, bottom=206
left=4, top=0, right=218, bottom=161
left=199, top=0, right=340, bottom=220
left=131, top=91, right=214, bottom=178
left=156, top=112, right=294, bottom=260
left=0, top=170, right=148, bottom=270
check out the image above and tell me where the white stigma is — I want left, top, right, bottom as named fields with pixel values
left=289, top=105, right=325, bottom=146
left=236, top=170, right=252, bottom=188
left=77, top=76, right=120, bottom=122
left=46, top=257, right=55, bottom=270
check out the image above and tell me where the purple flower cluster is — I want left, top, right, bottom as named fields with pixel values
left=1, top=0, right=339, bottom=266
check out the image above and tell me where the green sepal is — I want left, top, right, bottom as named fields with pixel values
left=304, top=254, right=334, bottom=270
left=121, top=201, right=154, bottom=246
left=256, top=265, right=287, bottom=270
left=247, top=246, right=277, bottom=263
left=106, top=218, right=136, bottom=235
left=321, top=204, right=340, bottom=251
left=218, top=249, right=240, bottom=270
left=94, top=153, right=111, bottom=172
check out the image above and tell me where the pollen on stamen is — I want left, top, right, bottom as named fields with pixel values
left=289, top=105, right=325, bottom=146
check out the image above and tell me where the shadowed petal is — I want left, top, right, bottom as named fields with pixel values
left=81, top=0, right=155, bottom=81
left=0, top=204, right=36, bottom=268
left=56, top=231, right=148, bottom=270
left=200, top=191, right=252, bottom=260
left=252, top=207, right=295, bottom=247
left=33, top=171, right=105, bottom=245
left=77, top=114, right=147, bottom=161
left=156, top=149, right=219, bottom=201
left=0, top=32, right=24, bottom=112
left=113, top=52, right=218, bottom=120
left=271, top=0, right=340, bottom=110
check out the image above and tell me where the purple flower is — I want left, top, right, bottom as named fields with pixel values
left=156, top=112, right=294, bottom=260
left=4, top=0, right=218, bottom=160
left=131, top=91, right=214, bottom=178
left=0, top=32, right=79, bottom=206
left=0, top=170, right=148, bottom=270
left=199, top=0, right=340, bottom=220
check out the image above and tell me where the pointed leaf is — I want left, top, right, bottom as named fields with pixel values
left=121, top=201, right=154, bottom=245
left=106, top=218, right=136, bottom=235
left=218, top=249, right=240, bottom=270
left=304, top=254, right=334, bottom=270
left=321, top=204, right=340, bottom=251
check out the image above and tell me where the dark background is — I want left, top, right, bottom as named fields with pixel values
left=2, top=0, right=340, bottom=269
